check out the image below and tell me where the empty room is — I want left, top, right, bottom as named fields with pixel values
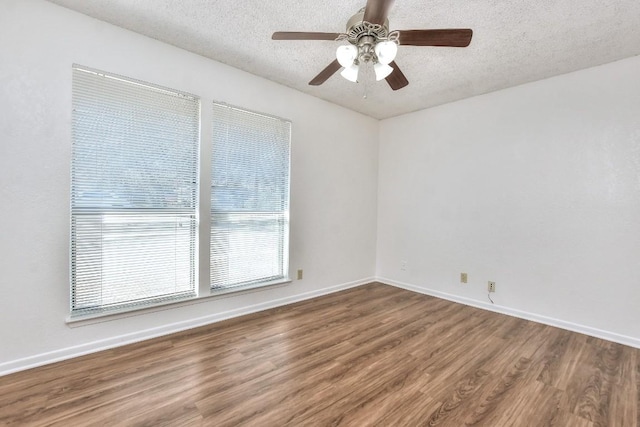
left=1, top=0, right=639, bottom=425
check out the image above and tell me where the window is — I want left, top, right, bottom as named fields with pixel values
left=211, top=103, right=291, bottom=291
left=70, top=66, right=199, bottom=317
left=70, top=67, right=290, bottom=318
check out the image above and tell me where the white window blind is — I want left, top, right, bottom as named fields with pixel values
left=211, top=103, right=290, bottom=291
left=71, top=66, right=200, bottom=317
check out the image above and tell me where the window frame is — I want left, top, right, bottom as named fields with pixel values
left=69, top=65, right=200, bottom=319
left=210, top=101, right=292, bottom=293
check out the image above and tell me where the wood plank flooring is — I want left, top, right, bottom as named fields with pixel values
left=1, top=283, right=638, bottom=426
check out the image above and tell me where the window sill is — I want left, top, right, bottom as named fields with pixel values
left=66, top=277, right=292, bottom=328
left=210, top=277, right=293, bottom=296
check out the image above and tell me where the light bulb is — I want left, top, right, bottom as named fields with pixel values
left=374, top=40, right=398, bottom=65
left=340, top=64, right=359, bottom=82
left=336, top=44, right=358, bottom=68
left=374, top=62, right=394, bottom=81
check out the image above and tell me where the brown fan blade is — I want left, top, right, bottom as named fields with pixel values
left=398, top=29, right=473, bottom=47
left=363, top=0, right=395, bottom=25
left=272, top=32, right=340, bottom=41
left=309, top=60, right=342, bottom=86
left=385, top=61, right=409, bottom=91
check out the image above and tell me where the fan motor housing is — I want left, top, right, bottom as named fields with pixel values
left=345, top=9, right=389, bottom=44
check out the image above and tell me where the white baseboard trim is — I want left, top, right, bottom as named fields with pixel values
left=0, top=277, right=373, bottom=377
left=377, top=277, right=640, bottom=350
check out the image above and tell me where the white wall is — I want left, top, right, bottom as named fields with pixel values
left=377, top=55, right=640, bottom=346
left=0, top=0, right=379, bottom=373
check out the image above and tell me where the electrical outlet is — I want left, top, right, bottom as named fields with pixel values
left=461, top=273, right=468, bottom=283
left=400, top=261, right=407, bottom=271
left=297, top=269, right=303, bottom=280
left=488, top=281, right=496, bottom=293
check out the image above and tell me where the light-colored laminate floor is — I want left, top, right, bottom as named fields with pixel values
left=1, top=283, right=638, bottom=426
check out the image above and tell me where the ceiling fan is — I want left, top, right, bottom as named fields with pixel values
left=272, top=0, right=473, bottom=90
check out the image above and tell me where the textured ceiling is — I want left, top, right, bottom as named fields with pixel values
left=47, top=0, right=640, bottom=119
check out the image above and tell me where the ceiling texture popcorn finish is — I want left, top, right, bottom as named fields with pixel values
left=46, top=0, right=640, bottom=119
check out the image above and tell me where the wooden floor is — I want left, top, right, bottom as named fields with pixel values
left=1, top=283, right=638, bottom=426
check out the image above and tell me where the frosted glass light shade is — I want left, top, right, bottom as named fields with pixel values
left=340, top=64, right=359, bottom=82
left=336, top=44, right=358, bottom=68
left=374, top=62, right=394, bottom=81
left=374, top=41, right=398, bottom=65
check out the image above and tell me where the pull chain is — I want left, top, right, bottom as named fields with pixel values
left=362, top=63, right=370, bottom=99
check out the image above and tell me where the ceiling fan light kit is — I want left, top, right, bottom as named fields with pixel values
left=373, top=62, right=394, bottom=81
left=272, top=0, right=473, bottom=90
left=341, top=64, right=360, bottom=82
left=331, top=8, right=400, bottom=84
left=336, top=44, right=359, bottom=68
left=374, top=40, right=398, bottom=65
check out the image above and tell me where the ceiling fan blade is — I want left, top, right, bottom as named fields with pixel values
left=398, top=29, right=473, bottom=47
left=272, top=32, right=341, bottom=41
left=309, top=60, right=342, bottom=86
left=363, top=0, right=395, bottom=25
left=385, top=61, right=409, bottom=91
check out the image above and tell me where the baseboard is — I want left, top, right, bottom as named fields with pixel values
left=0, top=277, right=373, bottom=376
left=377, top=277, right=640, bottom=350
